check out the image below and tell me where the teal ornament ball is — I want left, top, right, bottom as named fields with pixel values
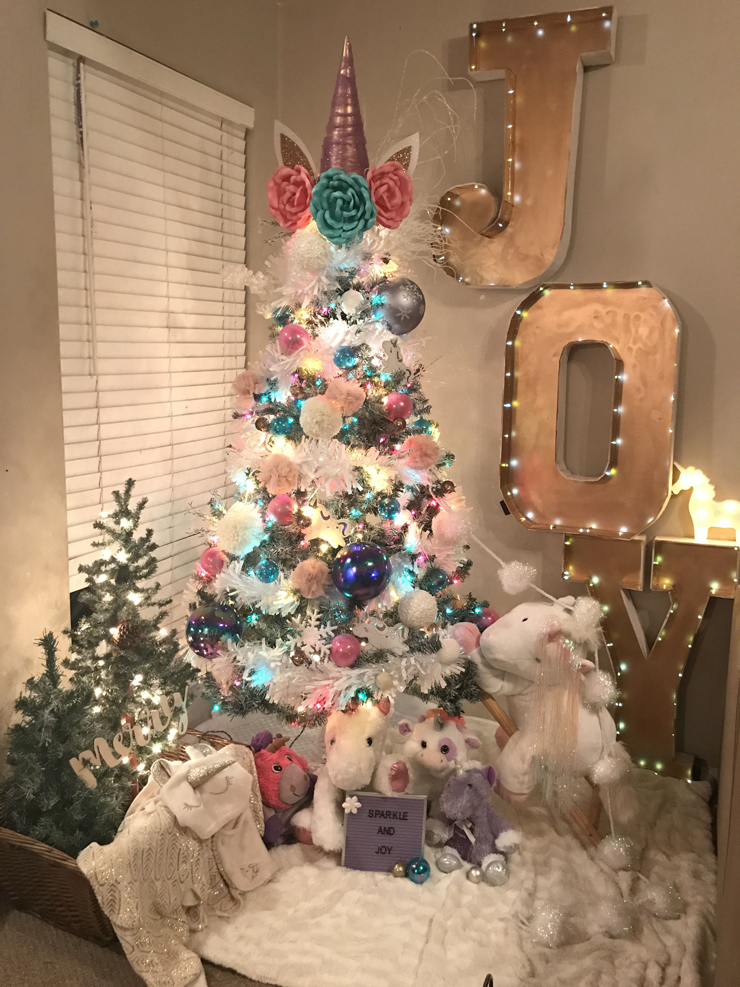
left=411, top=418, right=432, bottom=433
left=310, top=169, right=376, bottom=246
left=272, top=306, right=294, bottom=326
left=270, top=415, right=294, bottom=436
left=255, top=559, right=279, bottom=583
left=423, top=568, right=448, bottom=594
left=333, top=345, right=358, bottom=369
left=378, top=497, right=400, bottom=520
left=406, top=856, right=431, bottom=885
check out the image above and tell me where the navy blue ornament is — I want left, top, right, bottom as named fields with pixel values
left=255, top=559, right=280, bottom=583
left=270, top=415, right=295, bottom=436
left=406, top=856, right=431, bottom=884
left=423, top=568, right=449, bottom=594
left=378, top=497, right=401, bottom=520
left=331, top=543, right=392, bottom=602
left=372, top=278, right=425, bottom=336
left=186, top=604, right=241, bottom=658
left=272, top=305, right=294, bottom=326
left=333, top=345, right=358, bottom=369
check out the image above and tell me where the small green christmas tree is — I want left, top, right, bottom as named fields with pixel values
left=1, top=633, right=129, bottom=857
left=65, top=480, right=197, bottom=774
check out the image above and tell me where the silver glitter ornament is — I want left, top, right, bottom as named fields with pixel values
left=482, top=857, right=509, bottom=887
left=373, top=278, right=425, bottom=336
left=466, top=865, right=483, bottom=884
left=435, top=848, right=463, bottom=874
left=530, top=902, right=566, bottom=948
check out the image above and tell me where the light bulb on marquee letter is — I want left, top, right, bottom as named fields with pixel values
left=501, top=282, right=680, bottom=538
left=435, top=7, right=616, bottom=288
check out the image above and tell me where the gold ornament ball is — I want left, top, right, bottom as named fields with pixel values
left=392, top=862, right=406, bottom=878
left=375, top=671, right=394, bottom=691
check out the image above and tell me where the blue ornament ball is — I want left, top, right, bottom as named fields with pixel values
left=270, top=415, right=294, bottom=436
left=333, top=345, right=358, bottom=369
left=272, top=306, right=294, bottom=326
left=331, top=543, right=392, bottom=602
left=406, top=856, right=431, bottom=885
left=186, top=604, right=241, bottom=658
left=423, top=568, right=449, bottom=594
left=411, top=418, right=432, bottom=433
left=378, top=497, right=401, bottom=520
left=255, top=559, right=280, bottom=583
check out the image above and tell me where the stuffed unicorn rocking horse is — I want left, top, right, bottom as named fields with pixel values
left=473, top=596, right=637, bottom=825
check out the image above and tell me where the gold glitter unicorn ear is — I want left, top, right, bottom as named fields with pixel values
left=274, top=121, right=316, bottom=180
left=380, top=133, right=420, bottom=176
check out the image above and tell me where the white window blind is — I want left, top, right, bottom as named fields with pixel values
left=47, top=37, right=251, bottom=623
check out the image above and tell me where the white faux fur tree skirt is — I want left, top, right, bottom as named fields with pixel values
left=191, top=744, right=715, bottom=987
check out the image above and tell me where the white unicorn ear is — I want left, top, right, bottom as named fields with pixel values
left=379, top=133, right=420, bottom=176
left=274, top=121, right=316, bottom=179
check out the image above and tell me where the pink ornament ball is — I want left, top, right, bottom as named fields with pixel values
left=266, top=494, right=296, bottom=525
left=477, top=607, right=499, bottom=630
left=384, top=391, right=413, bottom=421
left=198, top=547, right=226, bottom=579
left=330, top=633, right=362, bottom=667
left=449, top=621, right=480, bottom=654
left=278, top=323, right=310, bottom=356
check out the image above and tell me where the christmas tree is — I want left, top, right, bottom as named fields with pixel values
left=2, top=481, right=196, bottom=854
left=1, top=633, right=129, bottom=857
left=187, top=40, right=491, bottom=727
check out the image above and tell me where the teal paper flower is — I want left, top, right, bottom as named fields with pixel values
left=310, top=168, right=377, bottom=245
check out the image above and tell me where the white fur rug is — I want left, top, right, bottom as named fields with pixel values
left=192, top=712, right=716, bottom=987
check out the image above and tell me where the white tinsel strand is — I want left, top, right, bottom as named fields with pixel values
left=215, top=563, right=299, bottom=617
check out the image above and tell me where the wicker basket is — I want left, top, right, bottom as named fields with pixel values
left=0, top=825, right=116, bottom=945
left=0, top=730, right=244, bottom=946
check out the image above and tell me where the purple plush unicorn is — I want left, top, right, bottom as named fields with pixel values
left=435, top=766, right=521, bottom=886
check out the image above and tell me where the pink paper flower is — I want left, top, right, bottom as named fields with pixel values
left=400, top=434, right=440, bottom=470
left=267, top=165, right=314, bottom=232
left=259, top=453, right=299, bottom=496
left=233, top=370, right=265, bottom=398
left=325, top=377, right=366, bottom=415
left=291, top=558, right=330, bottom=599
left=367, top=161, right=413, bottom=230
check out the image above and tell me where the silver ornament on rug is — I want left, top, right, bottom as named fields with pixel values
left=482, top=857, right=509, bottom=887
left=435, top=848, right=463, bottom=874
left=373, top=277, right=425, bottom=336
left=595, top=897, right=634, bottom=939
left=596, top=835, right=637, bottom=871
left=467, top=865, right=483, bottom=884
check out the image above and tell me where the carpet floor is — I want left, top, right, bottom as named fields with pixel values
left=0, top=892, right=272, bottom=987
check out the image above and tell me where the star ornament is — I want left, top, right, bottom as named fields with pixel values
left=302, top=503, right=347, bottom=548
left=342, top=795, right=362, bottom=815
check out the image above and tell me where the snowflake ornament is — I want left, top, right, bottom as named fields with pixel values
left=342, top=795, right=362, bottom=815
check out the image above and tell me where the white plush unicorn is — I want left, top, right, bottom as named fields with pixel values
left=294, top=698, right=392, bottom=852
left=473, top=597, right=637, bottom=824
left=672, top=463, right=740, bottom=542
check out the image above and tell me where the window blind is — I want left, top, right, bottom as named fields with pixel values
left=47, top=47, right=249, bottom=623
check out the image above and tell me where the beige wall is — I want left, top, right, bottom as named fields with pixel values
left=0, top=0, right=280, bottom=743
left=276, top=0, right=740, bottom=769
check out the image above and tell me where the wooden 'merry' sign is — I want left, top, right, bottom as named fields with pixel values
left=437, top=9, right=739, bottom=779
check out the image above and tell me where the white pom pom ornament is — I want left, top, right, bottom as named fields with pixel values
left=636, top=880, right=683, bottom=919
left=216, top=501, right=264, bottom=557
left=299, top=395, right=343, bottom=439
left=288, top=227, right=332, bottom=275
left=529, top=902, right=567, bottom=948
left=437, top=637, right=462, bottom=665
left=596, top=835, right=636, bottom=871
left=498, top=560, right=537, bottom=595
left=398, top=590, right=438, bottom=629
left=582, top=669, right=618, bottom=708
